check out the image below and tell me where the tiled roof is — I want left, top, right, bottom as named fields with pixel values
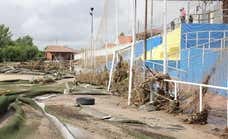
left=45, top=45, right=79, bottom=53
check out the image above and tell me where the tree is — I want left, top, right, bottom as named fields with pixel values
left=0, top=24, right=42, bottom=62
left=0, top=24, right=12, bottom=48
left=119, top=32, right=125, bottom=36
left=15, top=35, right=33, bottom=46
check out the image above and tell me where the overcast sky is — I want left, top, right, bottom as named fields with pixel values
left=0, top=0, right=192, bottom=50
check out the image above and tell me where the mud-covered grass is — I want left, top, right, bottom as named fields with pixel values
left=45, top=104, right=176, bottom=139
left=0, top=102, right=25, bottom=139
left=45, top=104, right=88, bottom=121
left=125, top=127, right=176, bottom=139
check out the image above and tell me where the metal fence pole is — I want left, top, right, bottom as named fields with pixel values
left=188, top=48, right=190, bottom=69
left=209, top=31, right=211, bottom=48
left=199, top=86, right=203, bottom=112
left=227, top=80, right=228, bottom=128
left=174, top=82, right=177, bottom=100
left=186, top=33, right=188, bottom=49
left=202, top=44, right=205, bottom=64
left=128, top=0, right=136, bottom=105
left=196, top=32, right=199, bottom=47
left=107, top=52, right=116, bottom=92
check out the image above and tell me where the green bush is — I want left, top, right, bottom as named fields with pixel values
left=0, top=44, right=40, bottom=62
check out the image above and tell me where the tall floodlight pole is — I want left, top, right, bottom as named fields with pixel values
left=128, top=0, right=136, bottom=106
left=90, top=7, right=94, bottom=69
left=163, top=0, right=168, bottom=74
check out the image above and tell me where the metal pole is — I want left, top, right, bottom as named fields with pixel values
left=116, top=0, right=119, bottom=44
left=174, top=82, right=177, bottom=100
left=188, top=48, right=190, bottom=68
left=92, top=14, right=96, bottom=69
left=144, top=0, right=148, bottom=61
left=226, top=80, right=228, bottom=128
left=202, top=44, right=205, bottom=64
left=163, top=0, right=168, bottom=74
left=128, top=0, right=136, bottom=106
left=108, top=52, right=116, bottom=92
left=105, top=41, right=108, bottom=68
left=187, top=1, right=190, bottom=18
left=209, top=31, right=211, bottom=48
left=196, top=32, right=199, bottom=47
left=90, top=8, right=94, bottom=69
left=151, top=0, right=153, bottom=38
left=199, top=86, right=203, bottom=112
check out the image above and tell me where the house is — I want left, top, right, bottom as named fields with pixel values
left=118, top=36, right=132, bottom=44
left=44, top=45, right=78, bottom=61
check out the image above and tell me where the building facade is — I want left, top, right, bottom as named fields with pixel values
left=45, top=45, right=78, bottom=61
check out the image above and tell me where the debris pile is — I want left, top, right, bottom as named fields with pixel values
left=75, top=69, right=109, bottom=86
left=0, top=61, right=74, bottom=75
left=110, top=56, right=129, bottom=97
left=30, top=76, right=56, bottom=84
left=221, top=128, right=228, bottom=139
left=132, top=73, right=173, bottom=107
left=167, top=100, right=181, bottom=113
left=0, top=66, right=45, bottom=75
left=184, top=109, right=208, bottom=125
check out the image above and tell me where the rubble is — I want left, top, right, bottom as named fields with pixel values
left=30, top=76, right=56, bottom=84
left=75, top=68, right=109, bottom=86
left=184, top=109, right=208, bottom=125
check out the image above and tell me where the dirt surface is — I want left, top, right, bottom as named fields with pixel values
left=0, top=74, right=226, bottom=139
left=0, top=74, right=42, bottom=81
left=42, top=92, right=222, bottom=139
left=21, top=104, right=63, bottom=139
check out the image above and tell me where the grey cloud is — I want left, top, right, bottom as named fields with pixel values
left=0, top=0, right=190, bottom=50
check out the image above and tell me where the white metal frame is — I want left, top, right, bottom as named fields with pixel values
left=164, top=79, right=228, bottom=127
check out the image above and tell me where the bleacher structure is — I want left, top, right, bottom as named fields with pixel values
left=75, top=0, right=228, bottom=96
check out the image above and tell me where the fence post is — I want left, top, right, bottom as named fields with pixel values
left=221, top=37, right=224, bottom=60
left=209, top=31, right=211, bottom=48
left=174, top=82, right=177, bottom=100
left=199, top=86, right=203, bottom=112
left=226, top=80, right=228, bottom=128
left=107, top=51, right=116, bottom=92
left=196, top=32, right=199, bottom=47
left=188, top=48, right=190, bottom=69
left=185, top=33, right=188, bottom=49
left=202, top=44, right=205, bottom=64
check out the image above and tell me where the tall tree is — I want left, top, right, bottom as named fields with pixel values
left=15, top=35, right=34, bottom=46
left=0, top=24, right=12, bottom=48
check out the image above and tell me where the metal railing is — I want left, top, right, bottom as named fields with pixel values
left=164, top=79, right=228, bottom=127
left=182, top=30, right=228, bottom=49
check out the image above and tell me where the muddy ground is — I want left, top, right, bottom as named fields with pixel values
left=42, top=92, right=223, bottom=139
left=0, top=74, right=227, bottom=139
